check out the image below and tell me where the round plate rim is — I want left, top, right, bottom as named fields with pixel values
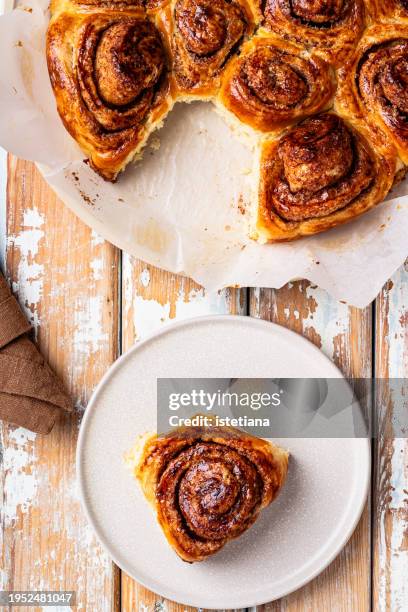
left=76, top=314, right=371, bottom=609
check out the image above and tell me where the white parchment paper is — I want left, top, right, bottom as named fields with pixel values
left=1, top=0, right=408, bottom=307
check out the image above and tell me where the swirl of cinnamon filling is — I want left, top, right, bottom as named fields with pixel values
left=219, top=37, right=334, bottom=132
left=289, top=0, right=348, bottom=24
left=134, top=426, right=288, bottom=562
left=77, top=18, right=166, bottom=131
left=172, top=0, right=250, bottom=92
left=356, top=38, right=408, bottom=160
left=262, top=0, right=365, bottom=66
left=266, top=114, right=375, bottom=222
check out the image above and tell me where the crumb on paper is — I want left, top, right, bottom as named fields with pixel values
left=237, top=195, right=247, bottom=216
left=225, top=225, right=231, bottom=231
left=80, top=192, right=96, bottom=206
left=15, top=40, right=23, bottom=47
left=149, top=136, right=161, bottom=151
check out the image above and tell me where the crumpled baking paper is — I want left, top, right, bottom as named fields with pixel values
left=1, top=0, right=408, bottom=307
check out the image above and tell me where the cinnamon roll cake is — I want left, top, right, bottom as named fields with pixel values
left=46, top=0, right=407, bottom=239
left=126, top=423, right=288, bottom=562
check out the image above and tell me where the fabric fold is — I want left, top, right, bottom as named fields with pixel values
left=0, top=272, right=73, bottom=434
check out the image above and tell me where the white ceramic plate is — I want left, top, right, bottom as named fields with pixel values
left=77, top=315, right=370, bottom=609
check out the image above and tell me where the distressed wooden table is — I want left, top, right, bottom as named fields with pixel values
left=0, top=156, right=407, bottom=612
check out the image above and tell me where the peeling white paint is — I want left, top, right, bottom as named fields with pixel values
left=123, top=255, right=236, bottom=340
left=90, top=257, right=103, bottom=281
left=132, top=295, right=170, bottom=338
left=8, top=427, right=37, bottom=444
left=304, top=284, right=350, bottom=362
left=131, top=287, right=232, bottom=339
left=172, top=288, right=231, bottom=319
left=0, top=569, right=7, bottom=590
left=7, top=207, right=44, bottom=335
left=73, top=295, right=109, bottom=355
left=1, top=427, right=38, bottom=527
left=90, top=230, right=104, bottom=248
left=376, top=266, right=408, bottom=612
left=388, top=437, right=408, bottom=612
left=139, top=267, right=150, bottom=288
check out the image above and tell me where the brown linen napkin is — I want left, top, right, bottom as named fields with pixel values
left=0, top=272, right=73, bottom=433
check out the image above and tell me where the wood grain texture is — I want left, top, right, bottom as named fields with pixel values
left=120, top=254, right=246, bottom=612
left=250, top=282, right=372, bottom=611
left=0, top=158, right=120, bottom=612
left=373, top=264, right=408, bottom=612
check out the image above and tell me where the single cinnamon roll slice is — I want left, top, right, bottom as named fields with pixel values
left=262, top=0, right=366, bottom=67
left=47, top=11, right=173, bottom=180
left=218, top=33, right=334, bottom=134
left=159, top=0, right=256, bottom=98
left=336, top=24, right=408, bottom=164
left=254, top=113, right=397, bottom=242
left=127, top=423, right=288, bottom=562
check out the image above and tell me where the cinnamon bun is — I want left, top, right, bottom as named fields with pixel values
left=127, top=424, right=288, bottom=562
left=159, top=0, right=255, bottom=98
left=218, top=32, right=335, bottom=134
left=254, top=112, right=397, bottom=242
left=336, top=23, right=408, bottom=164
left=47, top=8, right=173, bottom=181
left=261, top=0, right=366, bottom=67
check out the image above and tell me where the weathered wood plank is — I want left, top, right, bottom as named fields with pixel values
left=120, top=255, right=247, bottom=612
left=250, top=282, right=372, bottom=612
left=373, top=266, right=408, bottom=612
left=0, top=158, right=120, bottom=612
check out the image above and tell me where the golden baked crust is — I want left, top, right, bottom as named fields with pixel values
left=365, top=0, right=408, bottom=21
left=47, top=5, right=173, bottom=180
left=158, top=0, right=256, bottom=99
left=254, top=112, right=398, bottom=242
left=261, top=0, right=366, bottom=68
left=218, top=31, right=335, bottom=134
left=336, top=23, right=408, bottom=165
left=127, top=423, right=288, bottom=562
